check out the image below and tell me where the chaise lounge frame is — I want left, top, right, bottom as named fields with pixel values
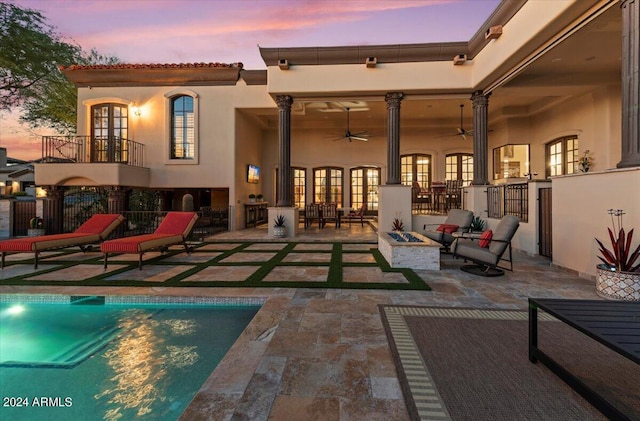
left=0, top=214, right=124, bottom=269
left=101, top=211, right=198, bottom=270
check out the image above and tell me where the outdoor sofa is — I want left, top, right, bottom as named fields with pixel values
left=0, top=213, right=124, bottom=269
left=101, top=211, right=198, bottom=269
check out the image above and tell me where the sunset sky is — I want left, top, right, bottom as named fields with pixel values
left=1, top=0, right=500, bottom=160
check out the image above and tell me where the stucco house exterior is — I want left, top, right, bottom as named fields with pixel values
left=34, top=0, right=639, bottom=278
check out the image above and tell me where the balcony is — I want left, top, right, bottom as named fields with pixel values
left=35, top=136, right=150, bottom=188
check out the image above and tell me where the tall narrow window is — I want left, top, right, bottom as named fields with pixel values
left=171, top=95, right=194, bottom=159
left=401, top=154, right=432, bottom=189
left=293, top=167, right=306, bottom=208
left=545, top=136, right=578, bottom=177
left=313, top=167, right=343, bottom=206
left=91, top=103, right=128, bottom=163
left=445, top=153, right=473, bottom=186
left=350, top=167, right=380, bottom=211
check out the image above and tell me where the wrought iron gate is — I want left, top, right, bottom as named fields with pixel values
left=12, top=200, right=36, bottom=236
left=538, top=187, right=552, bottom=257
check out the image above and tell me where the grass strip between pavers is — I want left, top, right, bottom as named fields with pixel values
left=0, top=241, right=430, bottom=290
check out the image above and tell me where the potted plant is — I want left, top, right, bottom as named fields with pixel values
left=257, top=194, right=264, bottom=202
left=28, top=217, right=45, bottom=237
left=391, top=217, right=404, bottom=232
left=578, top=150, right=593, bottom=173
left=595, top=209, right=640, bottom=301
left=273, top=214, right=286, bottom=238
left=470, top=216, right=487, bottom=233
left=248, top=193, right=256, bottom=203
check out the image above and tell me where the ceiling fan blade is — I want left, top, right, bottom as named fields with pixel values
left=349, top=135, right=368, bottom=142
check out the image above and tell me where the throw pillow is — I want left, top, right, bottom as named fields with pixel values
left=436, top=224, right=459, bottom=234
left=479, top=230, right=493, bottom=248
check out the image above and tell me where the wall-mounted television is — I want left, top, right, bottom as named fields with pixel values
left=247, top=164, right=260, bottom=184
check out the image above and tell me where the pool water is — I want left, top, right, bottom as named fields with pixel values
left=0, top=298, right=260, bottom=421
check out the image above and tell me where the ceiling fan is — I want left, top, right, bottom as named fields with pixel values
left=454, top=104, right=473, bottom=140
left=327, top=107, right=369, bottom=142
left=436, top=104, right=474, bottom=140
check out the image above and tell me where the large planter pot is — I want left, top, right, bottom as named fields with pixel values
left=595, top=264, right=640, bottom=301
left=27, top=228, right=45, bottom=237
left=273, top=226, right=286, bottom=238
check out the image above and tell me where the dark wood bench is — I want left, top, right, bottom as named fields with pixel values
left=528, top=298, right=640, bottom=420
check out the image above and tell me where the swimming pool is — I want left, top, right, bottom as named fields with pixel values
left=0, top=295, right=262, bottom=421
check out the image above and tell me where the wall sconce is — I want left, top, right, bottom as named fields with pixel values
left=278, top=59, right=289, bottom=70
left=365, top=57, right=377, bottom=68
left=453, top=54, right=467, bottom=65
left=131, top=105, right=142, bottom=117
left=36, top=187, right=47, bottom=198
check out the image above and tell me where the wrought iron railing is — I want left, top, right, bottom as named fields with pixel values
left=63, top=209, right=230, bottom=240
left=487, top=183, right=528, bottom=222
left=42, top=135, right=145, bottom=167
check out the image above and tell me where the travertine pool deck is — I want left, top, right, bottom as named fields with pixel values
left=0, top=222, right=601, bottom=420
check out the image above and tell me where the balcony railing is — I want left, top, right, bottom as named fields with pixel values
left=42, top=135, right=145, bottom=167
left=487, top=182, right=528, bottom=222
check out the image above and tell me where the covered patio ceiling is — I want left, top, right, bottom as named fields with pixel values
left=242, top=4, right=621, bottom=137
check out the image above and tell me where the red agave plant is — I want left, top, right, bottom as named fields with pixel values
left=595, top=209, right=640, bottom=272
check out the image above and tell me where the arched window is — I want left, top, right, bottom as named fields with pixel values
left=445, top=153, right=473, bottom=186
left=545, top=136, right=579, bottom=177
left=401, top=154, right=432, bottom=189
left=90, top=103, right=128, bottom=163
left=293, top=167, right=306, bottom=208
left=313, top=167, right=343, bottom=206
left=350, top=166, right=380, bottom=211
left=171, top=95, right=195, bottom=159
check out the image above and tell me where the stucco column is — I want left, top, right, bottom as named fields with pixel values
left=276, top=95, right=294, bottom=206
left=43, top=186, right=64, bottom=234
left=385, top=92, right=403, bottom=184
left=471, top=91, right=491, bottom=185
left=618, top=0, right=640, bottom=168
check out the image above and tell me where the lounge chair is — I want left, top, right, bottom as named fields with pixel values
left=0, top=213, right=124, bottom=269
left=423, top=209, right=473, bottom=252
left=452, top=214, right=520, bottom=276
left=101, top=211, right=198, bottom=269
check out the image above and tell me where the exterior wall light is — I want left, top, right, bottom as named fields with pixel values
left=278, top=59, right=289, bottom=70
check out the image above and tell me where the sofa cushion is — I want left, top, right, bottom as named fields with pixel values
left=479, top=230, right=493, bottom=248
left=453, top=239, right=500, bottom=266
left=437, top=224, right=459, bottom=234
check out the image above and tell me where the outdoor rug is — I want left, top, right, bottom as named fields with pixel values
left=380, top=306, right=640, bottom=421
left=0, top=241, right=430, bottom=290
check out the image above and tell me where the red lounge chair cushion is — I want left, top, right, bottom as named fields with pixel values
left=101, top=234, right=182, bottom=253
left=0, top=233, right=97, bottom=252
left=479, top=230, right=493, bottom=248
left=155, top=212, right=198, bottom=236
left=436, top=224, right=459, bottom=234
left=74, top=214, right=123, bottom=238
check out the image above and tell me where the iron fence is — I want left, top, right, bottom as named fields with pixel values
left=12, top=200, right=36, bottom=236
left=42, top=135, right=145, bottom=167
left=487, top=183, right=528, bottom=222
left=64, top=208, right=229, bottom=241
